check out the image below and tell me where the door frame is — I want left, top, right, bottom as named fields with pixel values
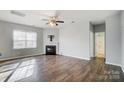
left=89, top=22, right=106, bottom=61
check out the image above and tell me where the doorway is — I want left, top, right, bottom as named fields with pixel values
left=90, top=22, right=106, bottom=61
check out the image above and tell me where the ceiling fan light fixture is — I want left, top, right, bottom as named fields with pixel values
left=49, top=22, right=56, bottom=27
left=43, top=15, right=64, bottom=27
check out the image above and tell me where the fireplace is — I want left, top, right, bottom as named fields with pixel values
left=46, top=45, right=56, bottom=55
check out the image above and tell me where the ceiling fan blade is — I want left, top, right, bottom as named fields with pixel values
left=56, top=21, right=64, bottom=23
left=42, top=19, right=49, bottom=21
left=46, top=23, right=49, bottom=24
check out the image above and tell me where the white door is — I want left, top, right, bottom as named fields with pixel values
left=95, top=32, right=105, bottom=58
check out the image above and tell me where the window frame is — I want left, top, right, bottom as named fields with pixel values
left=13, top=30, right=37, bottom=49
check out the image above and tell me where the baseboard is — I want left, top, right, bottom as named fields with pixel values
left=60, top=54, right=90, bottom=61
left=105, top=61, right=124, bottom=73
left=106, top=61, right=122, bottom=67
left=0, top=53, right=43, bottom=62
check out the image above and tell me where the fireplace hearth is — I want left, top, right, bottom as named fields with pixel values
left=46, top=45, right=56, bottom=55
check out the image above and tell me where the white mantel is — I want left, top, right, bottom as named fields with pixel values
left=43, top=28, right=59, bottom=54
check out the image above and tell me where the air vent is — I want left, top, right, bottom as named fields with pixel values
left=11, top=10, right=25, bottom=17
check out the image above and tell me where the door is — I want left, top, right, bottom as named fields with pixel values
left=95, top=32, right=105, bottom=58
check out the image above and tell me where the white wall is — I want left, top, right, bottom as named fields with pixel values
left=59, top=21, right=90, bottom=60
left=0, top=21, right=43, bottom=60
left=121, top=11, right=124, bottom=71
left=105, top=13, right=122, bottom=66
left=43, top=28, right=59, bottom=54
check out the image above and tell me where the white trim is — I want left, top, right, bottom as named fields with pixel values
left=0, top=53, right=43, bottom=61
left=61, top=54, right=90, bottom=61
left=106, top=61, right=122, bottom=67
left=106, top=61, right=124, bottom=73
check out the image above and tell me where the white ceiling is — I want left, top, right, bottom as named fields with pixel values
left=0, top=10, right=120, bottom=28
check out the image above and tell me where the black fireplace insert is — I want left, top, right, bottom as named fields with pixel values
left=46, top=45, right=56, bottom=55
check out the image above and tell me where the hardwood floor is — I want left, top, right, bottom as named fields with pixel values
left=0, top=55, right=124, bottom=82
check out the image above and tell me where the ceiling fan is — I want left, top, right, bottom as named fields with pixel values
left=10, top=10, right=64, bottom=27
left=42, top=16, right=64, bottom=27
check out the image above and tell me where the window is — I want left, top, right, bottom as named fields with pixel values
left=13, top=30, right=37, bottom=49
